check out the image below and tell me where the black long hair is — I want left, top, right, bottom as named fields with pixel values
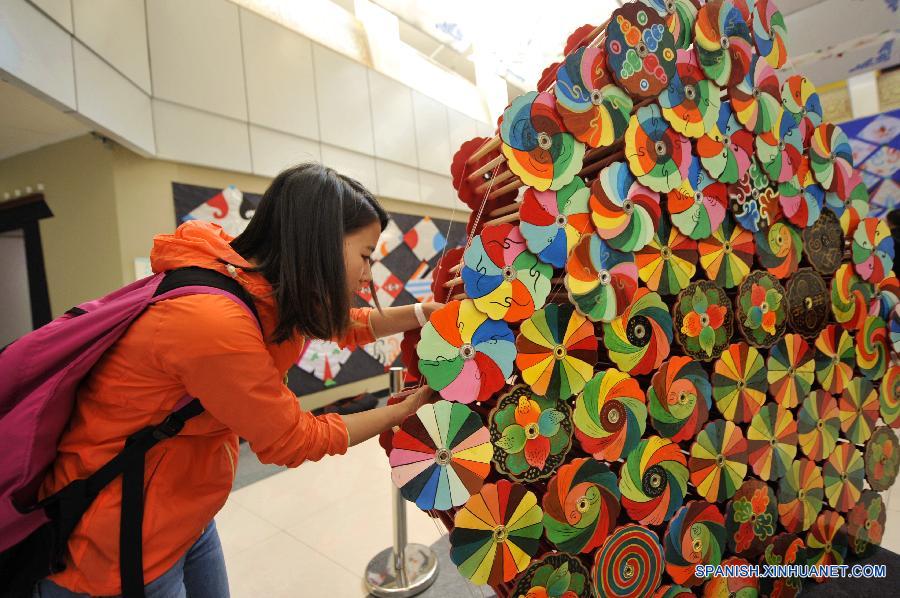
left=231, top=163, right=388, bottom=344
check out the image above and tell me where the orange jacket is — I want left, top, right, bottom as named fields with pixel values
left=38, top=221, right=375, bottom=594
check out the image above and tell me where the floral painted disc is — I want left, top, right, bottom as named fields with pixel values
left=759, top=533, right=807, bottom=598
left=831, top=263, right=874, bottom=331
left=694, top=0, right=754, bottom=88
left=673, top=281, right=734, bottom=361
left=805, top=511, right=848, bottom=576
left=725, top=478, right=779, bottom=558
left=565, top=233, right=639, bottom=323
left=753, top=0, right=788, bottom=68
left=797, top=390, right=841, bottom=461
left=619, top=435, right=689, bottom=525
left=659, top=49, right=721, bottom=138
left=641, top=0, right=702, bottom=50
left=856, top=315, right=888, bottom=381
left=801, top=208, right=843, bottom=276
left=648, top=355, right=712, bottom=442
left=635, top=214, right=698, bottom=295
left=699, top=213, right=755, bottom=289
left=711, top=342, right=767, bottom=424
left=689, top=419, right=749, bottom=503
left=852, top=217, right=895, bottom=284
left=574, top=369, right=647, bottom=462
left=625, top=104, right=693, bottom=193
left=880, top=366, right=900, bottom=429
left=736, top=270, right=788, bottom=348
left=809, top=122, right=854, bottom=196
left=747, top=403, right=798, bottom=482
left=594, top=524, right=665, bottom=597
left=590, top=161, right=662, bottom=252
left=730, top=54, right=783, bottom=136
left=511, top=552, right=593, bottom=598
left=667, top=157, right=729, bottom=240
left=755, top=221, right=802, bottom=280
left=776, top=458, right=824, bottom=533
left=823, top=443, right=865, bottom=512
left=785, top=269, right=830, bottom=340
left=519, top=178, right=593, bottom=269
left=697, top=100, right=755, bottom=184
left=664, top=500, right=727, bottom=586
left=839, top=377, right=880, bottom=445
left=865, top=426, right=899, bottom=492
left=702, top=557, right=760, bottom=596
left=603, top=287, right=673, bottom=376
left=605, top=3, right=678, bottom=98
left=846, top=490, right=886, bottom=557
left=767, top=333, right=815, bottom=409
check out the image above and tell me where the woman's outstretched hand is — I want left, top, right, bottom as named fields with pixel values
left=396, top=385, right=437, bottom=421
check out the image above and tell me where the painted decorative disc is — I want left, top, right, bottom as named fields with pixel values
left=500, top=91, right=586, bottom=192
left=727, top=158, right=781, bottom=232
left=852, top=217, right=895, bottom=284
left=731, top=55, right=783, bottom=136
left=777, top=181, right=823, bottom=234
left=776, top=458, right=824, bottom=533
left=759, top=533, right=807, bottom=598
left=660, top=49, right=721, bottom=138
left=880, top=366, right=900, bottom=429
left=663, top=500, right=727, bottom=586
left=712, top=342, right=767, bottom=424
left=641, top=0, right=702, bottom=50
left=856, top=316, right=888, bottom=381
left=520, top=178, right=593, bottom=269
left=648, top=355, right=712, bottom=442
left=542, top=457, right=621, bottom=554
left=755, top=221, right=801, bottom=279
left=390, top=400, right=491, bottom=510
left=753, top=0, right=788, bottom=68
left=892, top=304, right=900, bottom=357
left=593, top=524, right=665, bottom=597
left=785, top=269, right=830, bottom=340
left=694, top=0, right=754, bottom=88
left=516, top=304, right=597, bottom=401
left=635, top=214, right=698, bottom=295
left=668, top=157, right=729, bottom=240
left=701, top=556, right=761, bottom=597
left=511, top=552, right=593, bottom=598
left=781, top=75, right=823, bottom=145
left=801, top=208, right=843, bottom=275
left=556, top=46, right=634, bottom=149
left=869, top=275, right=900, bottom=321
left=824, top=172, right=869, bottom=237
left=831, top=263, right=874, bottom=331
left=805, top=511, right=848, bottom=574
left=797, top=390, right=841, bottom=461
left=697, top=101, right=755, bottom=184
left=865, top=426, right=899, bottom=492
left=689, top=420, right=749, bottom=503
left=625, top=104, right=692, bottom=193
left=813, top=324, right=855, bottom=396
left=823, top=443, right=865, bottom=512
left=653, top=584, right=694, bottom=598
left=673, top=281, right=734, bottom=362
left=605, top=3, right=678, bottom=98
left=747, top=403, right=798, bottom=482
left=767, top=334, right=815, bottom=409
left=449, top=480, right=544, bottom=585
left=417, top=300, right=516, bottom=404
left=565, top=233, right=639, bottom=323
left=846, top=490, right=886, bottom=557
left=603, top=288, right=673, bottom=376
left=699, top=213, right=755, bottom=289
left=809, top=123, right=854, bottom=196
left=590, top=161, right=662, bottom=252
left=839, top=377, right=880, bottom=445
left=725, top=479, right=779, bottom=558
left=574, top=369, right=647, bottom=461
left=619, top=435, right=689, bottom=525
left=736, top=270, right=788, bottom=348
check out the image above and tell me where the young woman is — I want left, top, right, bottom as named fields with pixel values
left=35, top=163, right=439, bottom=597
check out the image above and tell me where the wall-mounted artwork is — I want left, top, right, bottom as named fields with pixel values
left=838, top=108, right=900, bottom=218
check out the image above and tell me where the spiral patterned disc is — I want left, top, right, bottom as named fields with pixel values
left=690, top=420, right=749, bottom=503
left=566, top=233, right=639, bottom=323
left=727, top=158, right=781, bottom=232
left=823, top=443, right=865, bottom=512
left=725, top=479, right=779, bottom=558
left=556, top=46, right=634, bottom=149
left=664, top=500, right=727, bottom=586
left=660, top=49, right=721, bottom=138
left=753, top=0, right=788, bottom=68
left=635, top=214, right=698, bottom=295
left=809, top=123, right=854, bottom=196
left=620, top=435, right=689, bottom=525
left=747, top=403, right=798, bottom=482
left=839, top=377, right=880, bottom=445
left=846, top=490, right=886, bottom=557
left=805, top=511, right=848, bottom=575
left=880, top=366, right=900, bottom=429
left=731, top=55, right=783, bottom=136
left=760, top=533, right=807, bottom=598
left=712, top=342, right=767, bottom=424
left=797, top=390, right=841, bottom=461
left=669, top=157, right=729, bottom=240
left=699, top=213, right=755, bottom=289
left=641, top=0, right=702, bottom=50
left=767, top=334, right=815, bottom=409
left=755, top=221, right=801, bottom=280
left=856, top=315, right=888, bottom=381
left=814, top=324, right=855, bottom=396
left=801, top=208, right=843, bottom=276
left=756, top=113, right=803, bottom=186
left=625, top=104, right=693, bottom=193
left=574, top=368, right=648, bottom=461
left=698, top=101, right=755, bottom=184
left=852, top=217, right=895, bottom=284
left=701, top=556, right=761, bottom=596
left=865, top=426, right=899, bottom=492
left=736, top=270, right=788, bottom=348
left=605, top=3, right=678, bottom=98
left=831, top=263, right=874, bottom=331
left=590, top=161, right=662, bottom=252
left=603, top=287, right=673, bottom=376
left=511, top=552, right=593, bottom=598
left=542, top=457, right=621, bottom=554
left=519, top=178, right=593, bottom=269
left=781, top=75, right=823, bottom=145
left=869, top=275, right=900, bottom=321
left=694, top=0, right=754, bottom=88
left=777, top=458, right=824, bottom=533
left=649, top=355, right=712, bottom=442
left=674, top=281, right=735, bottom=362
left=825, top=171, right=869, bottom=237
left=785, top=269, right=830, bottom=340
left=593, top=524, right=665, bottom=597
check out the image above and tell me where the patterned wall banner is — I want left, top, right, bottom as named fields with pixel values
left=172, top=182, right=467, bottom=395
left=838, top=108, right=899, bottom=217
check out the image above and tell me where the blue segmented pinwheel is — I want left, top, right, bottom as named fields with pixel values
left=565, top=233, right=639, bottom=323
left=668, top=157, right=728, bottom=240
left=825, top=172, right=869, bottom=237
left=696, top=100, right=755, bottom=184
left=625, top=104, right=693, bottom=193
left=519, top=177, right=593, bottom=269
left=641, top=0, right=702, bottom=50
left=781, top=75, right=823, bottom=145
left=694, top=0, right=754, bottom=88
left=809, top=123, right=854, bottom=196
left=659, top=49, right=721, bottom=138
left=779, top=180, right=824, bottom=229
left=590, top=161, right=662, bottom=252
left=757, top=114, right=804, bottom=184
left=852, top=217, right=895, bottom=284
left=730, top=54, right=784, bottom=137
left=753, top=0, right=788, bottom=69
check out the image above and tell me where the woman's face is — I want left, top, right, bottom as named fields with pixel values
left=343, top=220, right=382, bottom=297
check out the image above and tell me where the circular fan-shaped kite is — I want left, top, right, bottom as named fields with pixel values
left=736, top=270, right=788, bottom=348
left=781, top=75, right=823, bottom=144
left=619, top=435, right=689, bottom=525
left=641, top=0, right=702, bottom=50
left=462, top=223, right=552, bottom=322
left=725, top=479, right=778, bottom=558
left=801, top=208, right=843, bottom=275
left=747, top=403, right=798, bottom=482
left=702, top=556, right=760, bottom=597
left=697, top=101, right=755, bottom=184
left=869, top=275, right=900, bottom=321
left=511, top=552, right=593, bottom=598
left=654, top=584, right=694, bottom=598
left=831, top=263, right=874, bottom=331
left=689, top=420, right=749, bottom=503
left=574, top=369, right=648, bottom=461
left=519, top=178, right=593, bottom=269
left=731, top=55, right=783, bottom=136
left=699, top=213, right=755, bottom=289
left=767, top=333, right=815, bottom=409
left=865, top=426, right=899, bottom=492
left=755, top=221, right=801, bottom=279
left=839, top=377, right=880, bottom=445
left=824, top=172, right=869, bottom=237
left=556, top=46, right=634, bottom=149
left=852, top=217, right=895, bottom=284
left=390, top=400, right=491, bottom=510
left=565, top=233, right=639, bottom=323
left=605, top=3, right=678, bottom=98
left=664, top=500, right=727, bottom=586
left=648, top=355, right=712, bottom=442
left=489, top=386, right=573, bottom=483
left=778, top=179, right=823, bottom=228
left=668, top=157, right=729, bottom=240
left=417, top=300, right=515, bottom=404
left=635, top=213, right=698, bottom=295
left=593, top=524, right=665, bottom=597
left=785, top=269, right=830, bottom=340
left=823, top=443, right=865, bottom=513
left=809, top=123, right=854, bottom=196
left=814, top=325, right=855, bottom=396
left=797, top=390, right=841, bottom=461
left=625, top=104, right=692, bottom=193
left=712, top=342, right=767, bottom=424
left=660, top=49, right=721, bottom=138
left=542, top=457, right=621, bottom=554
left=759, top=533, right=807, bottom=598
left=856, top=316, right=888, bottom=381
left=516, top=304, right=597, bottom=401
left=881, top=366, right=900, bottom=429
left=603, top=288, right=673, bottom=376
left=805, top=511, right=848, bottom=576
left=753, top=0, right=788, bottom=68
left=846, top=490, right=886, bottom=557
left=694, top=0, right=754, bottom=88
left=590, top=161, right=662, bottom=252
left=499, top=91, right=586, bottom=192
left=673, top=281, right=734, bottom=361
left=777, top=458, right=824, bottom=533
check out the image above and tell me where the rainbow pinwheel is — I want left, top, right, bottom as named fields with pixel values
left=519, top=178, right=593, bottom=269
left=712, top=342, right=766, bottom=424
left=635, top=214, right=698, bottom=295
left=511, top=553, right=593, bottom=598
left=697, top=101, right=755, bottom=184
left=619, top=435, right=689, bottom=525
left=605, top=3, right=678, bottom=98
left=625, top=104, right=692, bottom=193
left=668, top=157, right=728, bottom=239
left=831, top=263, right=874, bottom=331
left=881, top=366, right=900, bottom=429
left=664, top=500, right=727, bottom=586
left=767, top=334, right=815, bottom=409
left=641, top=0, right=702, bottom=50
left=809, top=123, right=854, bottom=196
left=778, top=180, right=823, bottom=229
left=698, top=214, right=755, bottom=289
left=753, top=0, right=788, bottom=68
left=852, top=217, right=895, bottom=283
left=814, top=324, right=855, bottom=396
left=856, top=315, right=888, bottom=381
left=755, top=221, right=802, bottom=279
left=840, top=377, right=880, bottom=445
left=500, top=91, right=586, bottom=192
left=823, top=443, right=865, bottom=512
left=798, top=390, right=841, bottom=461
left=603, top=288, right=673, bottom=376
left=847, top=490, right=886, bottom=557
left=825, top=172, right=869, bottom=237
left=777, top=458, right=824, bottom=533
left=594, top=525, right=665, bottom=597
left=725, top=479, right=778, bottom=558
left=659, top=49, right=721, bottom=138
left=869, top=275, right=900, bottom=321
left=648, top=356, right=712, bottom=442
left=590, top=161, right=662, bottom=252
left=865, top=426, right=899, bottom=492
left=574, top=368, right=648, bottom=461
left=689, top=419, right=748, bottom=503
left=694, top=0, right=754, bottom=88
left=673, top=281, right=734, bottom=361
left=565, top=233, right=639, bottom=323
left=781, top=75, right=823, bottom=144
left=747, top=404, right=798, bottom=482
left=731, top=55, right=783, bottom=136
left=805, top=511, right=848, bottom=577
left=757, top=116, right=805, bottom=184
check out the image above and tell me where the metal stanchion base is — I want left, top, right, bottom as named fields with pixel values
left=364, top=543, right=438, bottom=597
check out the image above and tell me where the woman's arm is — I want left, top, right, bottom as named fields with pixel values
left=342, top=386, right=436, bottom=446
left=369, top=302, right=443, bottom=338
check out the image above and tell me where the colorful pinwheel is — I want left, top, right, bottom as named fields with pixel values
left=831, top=263, right=874, bottom=331
left=590, top=161, right=662, bottom=252
left=659, top=49, right=721, bottom=138
left=694, top=0, right=754, bottom=88
left=852, top=217, right=895, bottom=284
left=778, top=179, right=823, bottom=229
left=702, top=556, right=760, bottom=596
left=823, top=443, right=865, bottom=512
left=809, top=123, right=854, bottom=196
left=664, top=500, right=727, bottom=586
left=731, top=55, right=783, bottom=136
left=781, top=75, right=823, bottom=144
left=500, top=91, right=586, bottom=192
left=777, top=458, right=824, bottom=533
left=699, top=213, right=755, bottom=289
left=648, top=355, right=712, bottom=442
left=801, top=208, right=843, bottom=275
left=594, top=525, right=665, bottom=597
left=869, top=275, right=900, bottom=321
left=881, top=366, right=900, bottom=429
left=699, top=102, right=756, bottom=186
left=725, top=479, right=778, bottom=558
left=797, top=390, right=841, bottom=461
left=825, top=172, right=869, bottom=237
left=625, top=104, right=693, bottom=193
left=619, top=435, right=689, bottom=525
left=674, top=281, right=734, bottom=361
left=814, top=325, right=855, bottom=396
left=805, top=511, right=848, bottom=577
left=755, top=221, right=801, bottom=279
left=462, top=223, right=552, bottom=322
left=753, top=0, right=788, bottom=68
left=603, top=288, right=673, bottom=376
left=653, top=584, right=694, bottom=598
left=511, top=553, right=592, bottom=598
left=711, top=342, right=767, bottom=424
left=892, top=304, right=900, bottom=357
left=756, top=114, right=804, bottom=184
left=605, top=3, right=678, bottom=98
left=689, top=420, right=748, bottom=503
left=574, top=369, right=648, bottom=461
left=856, top=316, right=888, bottom=381
left=641, top=0, right=702, bottom=50
left=737, top=270, right=788, bottom=348
left=417, top=300, right=516, bottom=404
left=839, top=377, right=880, bottom=445
left=747, top=404, right=798, bottom=482
left=668, top=157, right=729, bottom=239
left=519, top=178, right=593, bottom=269
left=767, top=334, right=815, bottom=409
left=635, top=214, right=698, bottom=295
left=846, top=491, right=886, bottom=557
left=565, top=233, right=639, bottom=323
left=865, top=426, right=899, bottom=492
